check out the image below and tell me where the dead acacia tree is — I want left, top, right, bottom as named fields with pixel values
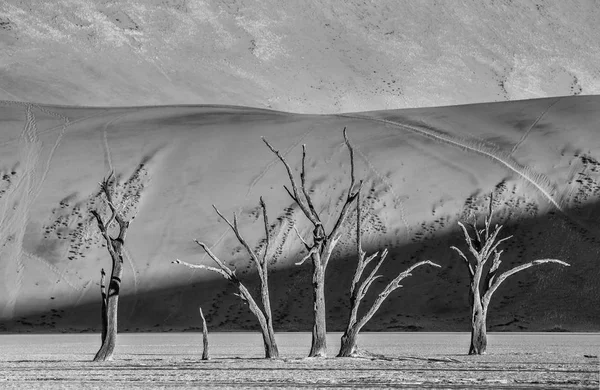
left=199, top=306, right=209, bottom=360
left=451, top=195, right=570, bottom=355
left=174, top=197, right=279, bottom=358
left=91, top=172, right=131, bottom=362
left=338, top=192, right=441, bottom=357
left=263, top=128, right=361, bottom=357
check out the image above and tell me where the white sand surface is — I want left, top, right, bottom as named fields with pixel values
left=0, top=332, right=598, bottom=388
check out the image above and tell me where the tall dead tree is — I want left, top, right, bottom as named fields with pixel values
left=174, top=197, right=279, bottom=358
left=91, top=172, right=131, bottom=362
left=263, top=128, right=361, bottom=357
left=338, top=191, right=441, bottom=357
left=451, top=195, right=570, bottom=355
left=199, top=306, right=209, bottom=360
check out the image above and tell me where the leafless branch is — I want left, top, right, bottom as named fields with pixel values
left=457, top=222, right=480, bottom=261
left=295, top=247, right=317, bottom=266
left=356, top=248, right=388, bottom=302
left=262, top=137, right=320, bottom=226
left=292, top=225, right=311, bottom=250
left=343, top=127, right=356, bottom=199
left=212, top=205, right=261, bottom=269
left=484, top=259, right=569, bottom=303
left=450, top=245, right=475, bottom=277
left=259, top=197, right=270, bottom=265
left=300, top=144, right=320, bottom=220
left=172, top=258, right=231, bottom=279
left=355, top=259, right=441, bottom=331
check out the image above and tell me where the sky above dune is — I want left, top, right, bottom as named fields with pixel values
left=1, top=0, right=600, bottom=112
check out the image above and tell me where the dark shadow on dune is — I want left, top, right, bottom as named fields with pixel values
left=2, top=199, right=599, bottom=334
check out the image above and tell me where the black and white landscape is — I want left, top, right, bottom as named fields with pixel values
left=0, top=0, right=598, bottom=388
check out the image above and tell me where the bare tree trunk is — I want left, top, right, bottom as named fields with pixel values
left=309, top=258, right=327, bottom=357
left=239, top=283, right=279, bottom=359
left=263, top=322, right=278, bottom=358
left=91, top=172, right=130, bottom=362
left=452, top=194, right=569, bottom=355
left=174, top=198, right=281, bottom=359
left=176, top=248, right=280, bottom=359
left=264, top=129, right=361, bottom=358
left=199, top=307, right=209, bottom=360
left=100, top=269, right=107, bottom=344
left=260, top=327, right=279, bottom=358
left=338, top=327, right=359, bottom=357
left=469, top=296, right=487, bottom=355
left=94, top=246, right=124, bottom=361
left=338, top=190, right=441, bottom=358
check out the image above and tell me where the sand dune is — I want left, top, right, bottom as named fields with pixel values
left=0, top=96, right=598, bottom=333
left=1, top=1, right=600, bottom=112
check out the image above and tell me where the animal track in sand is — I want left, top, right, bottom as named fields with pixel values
left=511, top=97, right=562, bottom=156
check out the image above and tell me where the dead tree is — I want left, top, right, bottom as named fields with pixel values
left=99, top=268, right=107, bottom=344
left=263, top=128, right=361, bottom=357
left=338, top=191, right=441, bottom=357
left=174, top=197, right=279, bottom=358
left=199, top=306, right=209, bottom=360
left=91, top=172, right=131, bottom=362
left=451, top=195, right=569, bottom=355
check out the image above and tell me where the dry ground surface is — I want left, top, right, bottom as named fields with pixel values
left=0, top=333, right=598, bottom=389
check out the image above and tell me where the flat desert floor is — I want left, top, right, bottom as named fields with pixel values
left=0, top=332, right=598, bottom=389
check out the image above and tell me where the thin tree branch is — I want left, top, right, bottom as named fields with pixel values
left=356, top=260, right=441, bottom=332
left=173, top=258, right=231, bottom=279
left=343, top=127, right=356, bottom=200
left=295, top=246, right=318, bottom=266
left=328, top=180, right=362, bottom=242
left=393, top=260, right=441, bottom=285
left=469, top=221, right=482, bottom=245
left=91, top=210, right=109, bottom=239
left=457, top=222, right=480, bottom=261
left=259, top=197, right=270, bottom=266
left=357, top=248, right=388, bottom=302
left=350, top=191, right=365, bottom=297
left=484, top=259, right=570, bottom=303
left=212, top=205, right=262, bottom=270
left=484, top=193, right=494, bottom=239
left=95, top=172, right=129, bottom=241
left=300, top=144, right=320, bottom=220
left=327, top=129, right=362, bottom=242
left=262, top=137, right=321, bottom=226
left=283, top=185, right=300, bottom=205
left=292, top=225, right=311, bottom=250
left=450, top=245, right=475, bottom=277
left=484, top=250, right=503, bottom=291
left=479, top=226, right=504, bottom=261
left=356, top=190, right=363, bottom=260
left=485, top=234, right=513, bottom=259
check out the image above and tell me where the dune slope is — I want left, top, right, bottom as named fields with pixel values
left=0, top=96, right=599, bottom=333
left=1, top=1, right=600, bottom=112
